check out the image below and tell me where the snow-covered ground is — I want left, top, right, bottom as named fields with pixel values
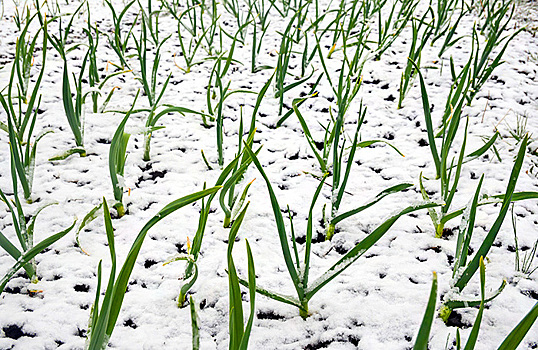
left=0, top=0, right=537, bottom=348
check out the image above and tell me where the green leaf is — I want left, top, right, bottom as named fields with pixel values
left=454, top=136, right=529, bottom=291
left=306, top=201, right=438, bottom=300
left=453, top=175, right=484, bottom=276
left=105, top=186, right=221, bottom=338
left=48, top=147, right=87, bottom=161
left=228, top=204, right=250, bottom=350
left=444, top=279, right=506, bottom=312
left=463, top=257, right=486, bottom=350
left=243, top=143, right=302, bottom=299
left=331, top=183, right=413, bottom=226
left=190, top=296, right=200, bottom=350
left=498, top=301, right=538, bottom=350
left=413, top=272, right=437, bottom=350
left=76, top=203, right=103, bottom=255
left=0, top=220, right=75, bottom=295
left=411, top=59, right=441, bottom=178
left=236, top=277, right=302, bottom=309
left=239, top=239, right=256, bottom=350
left=109, top=93, right=137, bottom=209
left=61, top=60, right=83, bottom=147
left=87, top=199, right=117, bottom=350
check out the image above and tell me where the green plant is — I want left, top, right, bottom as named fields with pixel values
left=219, top=111, right=256, bottom=228
left=324, top=1, right=349, bottom=58
left=414, top=60, right=499, bottom=237
left=199, top=0, right=219, bottom=55
left=75, top=203, right=103, bottom=255
left=227, top=204, right=256, bottom=350
left=206, top=29, right=255, bottom=167
left=504, top=113, right=538, bottom=177
left=467, top=19, right=523, bottom=103
left=506, top=113, right=532, bottom=143
left=0, top=14, right=48, bottom=141
left=397, top=13, right=434, bottom=109
left=413, top=272, right=437, bottom=350
left=48, top=0, right=85, bottom=57
left=415, top=259, right=538, bottom=349
left=109, top=93, right=138, bottom=217
left=85, top=188, right=219, bottom=349
left=274, top=73, right=323, bottom=128
left=250, top=17, right=273, bottom=73
left=84, top=7, right=129, bottom=113
left=249, top=0, right=274, bottom=72
left=433, top=0, right=468, bottom=57
left=274, top=10, right=301, bottom=116
left=430, top=0, right=460, bottom=44
left=439, top=136, right=531, bottom=322
left=11, top=3, right=25, bottom=31
left=165, top=150, right=260, bottom=307
left=0, top=20, right=51, bottom=202
left=0, top=175, right=75, bottom=295
left=242, top=143, right=437, bottom=318
left=477, top=0, right=513, bottom=36
left=6, top=98, right=52, bottom=202
left=292, top=99, right=408, bottom=240
left=12, top=8, right=40, bottom=104
left=41, top=0, right=60, bottom=19
left=142, top=104, right=207, bottom=161
left=49, top=42, right=89, bottom=160
left=138, top=0, right=162, bottom=47
left=222, top=0, right=255, bottom=41
left=312, top=38, right=406, bottom=240
left=132, top=14, right=172, bottom=161
left=125, top=21, right=207, bottom=161
left=498, top=300, right=538, bottom=349
left=511, top=204, right=538, bottom=278
left=218, top=76, right=272, bottom=226
left=190, top=295, right=200, bottom=350
left=414, top=257, right=487, bottom=350
left=374, top=0, right=418, bottom=60
left=437, top=7, right=466, bottom=57
left=453, top=256, right=487, bottom=350
left=62, top=55, right=88, bottom=154
left=104, top=0, right=138, bottom=70
left=175, top=5, right=218, bottom=73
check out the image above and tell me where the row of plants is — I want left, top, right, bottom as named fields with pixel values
left=0, top=0, right=537, bottom=348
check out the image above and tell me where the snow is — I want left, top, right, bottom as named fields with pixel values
left=0, top=0, right=537, bottom=349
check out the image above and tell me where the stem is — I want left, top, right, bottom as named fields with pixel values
left=178, top=291, right=187, bottom=308
left=223, top=214, right=231, bottom=228
left=435, top=222, right=444, bottom=238
left=326, top=223, right=336, bottom=241
left=439, top=304, right=452, bottom=323
left=114, top=202, right=126, bottom=218
left=143, top=132, right=151, bottom=162
left=299, top=298, right=309, bottom=319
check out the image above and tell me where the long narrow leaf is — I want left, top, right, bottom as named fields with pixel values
left=454, top=136, right=528, bottom=291
left=413, top=271, right=437, bottom=350
left=0, top=220, right=75, bottom=294
left=105, top=186, right=221, bottom=337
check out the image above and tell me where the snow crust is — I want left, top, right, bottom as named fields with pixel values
left=0, top=0, right=537, bottom=348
